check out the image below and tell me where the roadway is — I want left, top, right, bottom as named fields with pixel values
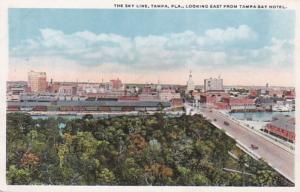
left=187, top=104, right=294, bottom=183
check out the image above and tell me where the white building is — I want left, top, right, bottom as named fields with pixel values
left=78, top=83, right=101, bottom=94
left=204, top=76, right=224, bottom=92
left=6, top=94, right=20, bottom=101
left=58, top=85, right=77, bottom=95
left=159, top=89, right=181, bottom=101
left=186, top=71, right=195, bottom=93
left=6, top=87, right=26, bottom=101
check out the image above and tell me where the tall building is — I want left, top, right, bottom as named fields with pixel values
left=186, top=71, right=195, bottom=92
left=28, top=71, right=47, bottom=92
left=109, top=78, right=123, bottom=91
left=265, top=83, right=270, bottom=95
left=204, top=76, right=224, bottom=92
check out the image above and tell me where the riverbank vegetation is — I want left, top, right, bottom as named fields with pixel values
left=6, top=112, right=293, bottom=186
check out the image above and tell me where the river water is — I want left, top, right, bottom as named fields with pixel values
left=229, top=111, right=295, bottom=122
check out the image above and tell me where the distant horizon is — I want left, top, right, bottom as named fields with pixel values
left=7, top=79, right=295, bottom=89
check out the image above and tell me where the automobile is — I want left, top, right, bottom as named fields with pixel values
left=224, top=121, right=229, bottom=126
left=251, top=144, right=259, bottom=150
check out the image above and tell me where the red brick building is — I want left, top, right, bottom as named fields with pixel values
left=214, top=102, right=229, bottom=109
left=118, top=96, right=140, bottom=101
left=28, top=71, right=47, bottom=92
left=171, top=98, right=184, bottom=108
left=283, top=90, right=295, bottom=99
left=229, top=98, right=256, bottom=111
left=249, top=89, right=258, bottom=97
left=265, top=115, right=295, bottom=143
left=110, top=78, right=123, bottom=90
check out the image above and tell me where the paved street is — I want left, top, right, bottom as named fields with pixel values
left=201, top=108, right=295, bottom=183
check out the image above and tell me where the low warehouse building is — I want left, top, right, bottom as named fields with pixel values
left=265, top=114, right=295, bottom=143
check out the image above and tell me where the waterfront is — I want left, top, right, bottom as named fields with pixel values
left=5, top=7, right=296, bottom=187
left=201, top=108, right=295, bottom=183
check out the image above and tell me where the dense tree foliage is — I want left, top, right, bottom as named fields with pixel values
left=6, top=112, right=293, bottom=186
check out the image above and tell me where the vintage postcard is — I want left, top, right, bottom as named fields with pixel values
left=0, top=0, right=299, bottom=192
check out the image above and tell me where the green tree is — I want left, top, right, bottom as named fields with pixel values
left=6, top=112, right=292, bottom=186
left=7, top=165, right=31, bottom=184
left=256, top=170, right=277, bottom=186
left=97, top=168, right=116, bottom=185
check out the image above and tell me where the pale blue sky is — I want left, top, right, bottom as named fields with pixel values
left=8, top=9, right=296, bottom=86
left=9, top=9, right=295, bottom=48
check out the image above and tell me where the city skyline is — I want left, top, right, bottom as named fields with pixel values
left=5, top=6, right=296, bottom=187
left=9, top=9, right=295, bottom=86
left=8, top=70, right=295, bottom=88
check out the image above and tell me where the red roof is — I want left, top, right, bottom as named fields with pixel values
left=118, top=96, right=139, bottom=100
left=214, top=102, right=230, bottom=109
left=171, top=98, right=183, bottom=102
left=229, top=98, right=255, bottom=105
left=110, top=79, right=122, bottom=83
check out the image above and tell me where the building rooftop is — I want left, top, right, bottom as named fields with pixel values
left=7, top=100, right=171, bottom=107
left=255, top=97, right=274, bottom=104
left=269, top=115, right=295, bottom=133
left=229, top=98, right=255, bottom=105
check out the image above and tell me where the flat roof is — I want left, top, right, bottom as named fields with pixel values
left=269, top=116, right=295, bottom=133
left=7, top=100, right=171, bottom=107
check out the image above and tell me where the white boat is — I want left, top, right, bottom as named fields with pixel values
left=272, top=104, right=293, bottom=112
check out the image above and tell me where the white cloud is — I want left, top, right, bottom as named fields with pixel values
left=74, top=31, right=98, bottom=42
left=204, top=25, right=257, bottom=45
left=10, top=25, right=293, bottom=74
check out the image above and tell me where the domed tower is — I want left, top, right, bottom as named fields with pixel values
left=186, top=70, right=195, bottom=92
